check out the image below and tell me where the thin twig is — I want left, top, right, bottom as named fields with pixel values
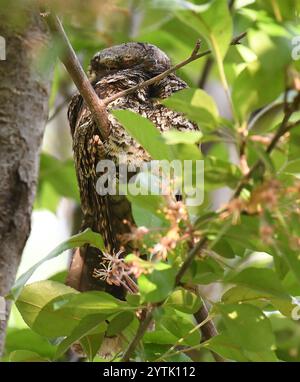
left=233, top=92, right=300, bottom=198
left=193, top=289, right=225, bottom=362
left=103, top=32, right=247, bottom=106
left=122, top=305, right=155, bottom=362
left=47, top=97, right=71, bottom=124
left=42, top=12, right=110, bottom=140
left=198, top=57, right=213, bottom=89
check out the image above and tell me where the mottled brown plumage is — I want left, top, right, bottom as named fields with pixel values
left=67, top=42, right=197, bottom=297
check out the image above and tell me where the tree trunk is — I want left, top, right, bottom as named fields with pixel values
left=0, top=8, right=51, bottom=355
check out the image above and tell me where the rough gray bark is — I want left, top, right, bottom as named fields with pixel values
left=0, top=9, right=51, bottom=355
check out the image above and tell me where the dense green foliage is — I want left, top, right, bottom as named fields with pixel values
left=3, top=0, right=300, bottom=362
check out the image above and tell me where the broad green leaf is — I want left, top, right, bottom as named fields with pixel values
left=182, top=257, right=224, bottom=284
left=217, top=303, right=276, bottom=352
left=222, top=286, right=293, bottom=317
left=161, top=129, right=203, bottom=145
left=144, top=330, right=178, bottom=345
left=37, top=153, right=79, bottom=207
left=126, top=192, right=167, bottom=220
left=162, top=88, right=218, bottom=129
left=160, top=314, right=201, bottom=347
left=233, top=60, right=285, bottom=121
left=212, top=239, right=235, bottom=259
left=16, top=283, right=127, bottom=338
left=203, top=333, right=249, bottom=362
left=143, top=343, right=192, bottom=362
left=126, top=293, right=141, bottom=307
left=10, top=229, right=105, bottom=299
left=48, top=290, right=130, bottom=316
left=80, top=333, right=105, bottom=361
left=276, top=240, right=300, bottom=286
left=203, top=332, right=278, bottom=362
left=226, top=268, right=290, bottom=300
left=5, top=327, right=57, bottom=359
left=106, top=311, right=135, bottom=337
left=9, top=350, right=49, bottom=362
left=15, top=281, right=78, bottom=332
left=282, top=159, right=300, bottom=177
left=131, top=203, right=167, bottom=228
left=165, top=288, right=202, bottom=314
left=249, top=101, right=285, bottom=133
left=55, top=314, right=107, bottom=360
left=112, top=110, right=172, bottom=160
left=138, top=262, right=176, bottom=303
left=176, top=0, right=232, bottom=89
left=205, top=157, right=242, bottom=190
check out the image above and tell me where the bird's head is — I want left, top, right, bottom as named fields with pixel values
left=88, top=42, right=171, bottom=82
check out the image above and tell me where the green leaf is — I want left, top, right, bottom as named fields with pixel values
left=126, top=294, right=141, bottom=307
left=249, top=101, right=285, bottom=134
left=55, top=314, right=107, bottom=360
left=37, top=153, right=79, bottom=206
left=282, top=159, right=300, bottom=177
left=49, top=290, right=130, bottom=316
left=15, top=281, right=78, bottom=333
left=232, top=61, right=284, bottom=121
left=176, top=0, right=232, bottom=89
left=5, top=327, right=57, bottom=359
left=112, top=110, right=172, bottom=160
left=217, top=303, right=276, bottom=352
left=80, top=333, right=105, bottom=361
left=160, top=314, right=201, bottom=347
left=9, top=350, right=49, bottom=362
left=10, top=229, right=105, bottom=299
left=277, top=240, right=300, bottom=286
left=165, top=288, right=202, bottom=314
left=203, top=333, right=249, bottom=362
left=131, top=203, right=167, bottom=228
left=161, top=129, right=203, bottom=145
left=182, top=257, right=224, bottom=284
left=106, top=311, right=135, bottom=337
left=222, top=286, right=293, bottom=317
left=226, top=267, right=290, bottom=300
left=138, top=262, right=176, bottom=303
left=212, top=239, right=235, bottom=259
left=16, top=282, right=127, bottom=338
left=162, top=88, right=218, bottom=129
left=144, top=330, right=178, bottom=345
left=203, top=332, right=278, bottom=362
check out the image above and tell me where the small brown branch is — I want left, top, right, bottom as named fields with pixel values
left=175, top=237, right=208, bottom=285
left=194, top=288, right=225, bottom=362
left=47, top=97, right=71, bottom=124
left=122, top=305, right=155, bottom=362
left=104, top=32, right=247, bottom=106
left=233, top=92, right=300, bottom=198
left=198, top=57, right=214, bottom=89
left=42, top=13, right=110, bottom=141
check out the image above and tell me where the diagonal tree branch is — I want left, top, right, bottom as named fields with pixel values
left=42, top=12, right=111, bottom=141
